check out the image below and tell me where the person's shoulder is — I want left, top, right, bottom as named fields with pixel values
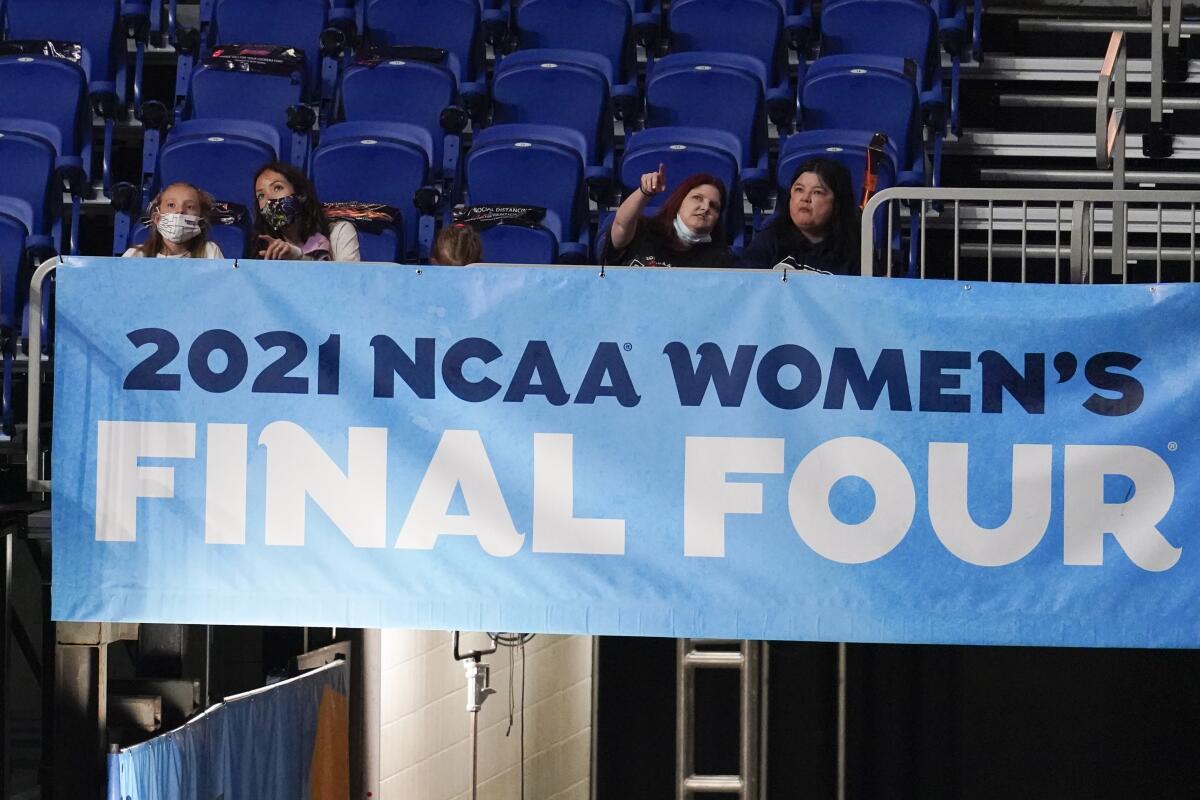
left=202, top=241, right=224, bottom=259
left=121, top=246, right=146, bottom=258
left=330, top=220, right=357, bottom=238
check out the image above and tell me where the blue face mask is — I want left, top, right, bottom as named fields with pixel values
left=260, top=194, right=303, bottom=232
left=673, top=213, right=712, bottom=246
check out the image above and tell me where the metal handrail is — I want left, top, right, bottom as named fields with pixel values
left=1096, top=30, right=1127, bottom=173
left=26, top=257, right=58, bottom=493
left=860, top=186, right=1200, bottom=280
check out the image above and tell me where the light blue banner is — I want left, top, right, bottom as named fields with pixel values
left=110, top=661, right=348, bottom=800
left=52, top=256, right=1200, bottom=647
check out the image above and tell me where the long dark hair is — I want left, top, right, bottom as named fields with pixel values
left=770, top=158, right=860, bottom=268
left=252, top=161, right=330, bottom=246
left=136, top=182, right=215, bottom=258
left=645, top=172, right=728, bottom=247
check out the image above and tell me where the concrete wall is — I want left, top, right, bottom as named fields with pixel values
left=379, top=630, right=593, bottom=800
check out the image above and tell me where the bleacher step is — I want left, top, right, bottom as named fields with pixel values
left=945, top=130, right=1200, bottom=159
left=959, top=54, right=1200, bottom=83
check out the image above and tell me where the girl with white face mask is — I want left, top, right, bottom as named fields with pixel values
left=122, top=182, right=224, bottom=259
left=604, top=164, right=735, bottom=269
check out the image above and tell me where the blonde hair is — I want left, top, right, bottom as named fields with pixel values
left=136, top=182, right=216, bottom=258
left=433, top=224, right=483, bottom=265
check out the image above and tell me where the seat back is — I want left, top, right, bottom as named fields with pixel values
left=211, top=0, right=329, bottom=91
left=668, top=0, right=787, bottom=88
left=158, top=120, right=281, bottom=219
left=340, top=58, right=457, bottom=169
left=800, top=56, right=921, bottom=173
left=4, top=0, right=123, bottom=87
left=0, top=129, right=57, bottom=236
left=479, top=225, right=559, bottom=265
left=313, top=122, right=435, bottom=262
left=0, top=204, right=29, bottom=328
left=187, top=57, right=306, bottom=164
left=364, top=0, right=483, bottom=86
left=820, top=0, right=938, bottom=90
left=0, top=57, right=88, bottom=159
left=466, top=127, right=587, bottom=248
left=646, top=53, right=767, bottom=169
left=516, top=0, right=634, bottom=86
left=492, top=50, right=611, bottom=167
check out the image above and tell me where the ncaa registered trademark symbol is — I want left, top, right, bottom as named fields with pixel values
left=623, top=343, right=633, bottom=352
left=1168, top=441, right=1178, bottom=452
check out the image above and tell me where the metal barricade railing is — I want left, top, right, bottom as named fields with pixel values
left=861, top=187, right=1200, bottom=284
left=25, top=257, right=58, bottom=494
left=1097, top=28, right=1129, bottom=269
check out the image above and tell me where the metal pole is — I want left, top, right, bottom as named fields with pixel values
left=1151, top=0, right=1164, bottom=126
left=1113, top=41, right=1128, bottom=273
left=362, top=629, right=380, bottom=799
left=25, top=258, right=58, bottom=493
left=675, top=639, right=690, bottom=800
left=836, top=643, right=847, bottom=800
left=470, top=709, right=480, bottom=800
left=2, top=531, right=11, bottom=800
left=740, top=642, right=760, bottom=800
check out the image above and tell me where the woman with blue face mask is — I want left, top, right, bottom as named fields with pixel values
left=122, top=182, right=223, bottom=259
left=252, top=162, right=361, bottom=262
left=604, top=165, right=735, bottom=269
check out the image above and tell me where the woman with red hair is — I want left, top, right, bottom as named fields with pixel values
left=604, top=165, right=734, bottom=268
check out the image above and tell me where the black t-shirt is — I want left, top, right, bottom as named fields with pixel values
left=737, top=222, right=858, bottom=275
left=604, top=223, right=736, bottom=269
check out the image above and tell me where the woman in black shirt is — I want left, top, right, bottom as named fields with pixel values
left=739, top=157, right=861, bottom=274
left=604, top=165, right=735, bottom=268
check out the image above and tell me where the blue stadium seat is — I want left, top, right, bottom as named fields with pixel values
left=492, top=49, right=615, bottom=198
left=773, top=0, right=814, bottom=49
left=0, top=129, right=57, bottom=245
left=183, top=46, right=313, bottom=170
left=624, top=0, right=663, bottom=48
left=618, top=126, right=746, bottom=250
left=339, top=54, right=464, bottom=197
left=201, top=0, right=347, bottom=117
left=2, top=0, right=129, bottom=194
left=797, top=55, right=926, bottom=187
left=0, top=201, right=29, bottom=329
left=465, top=124, right=590, bottom=263
left=0, top=52, right=90, bottom=196
left=312, top=122, right=437, bottom=262
left=0, top=202, right=26, bottom=437
left=0, top=129, right=56, bottom=435
left=667, top=0, right=793, bottom=126
left=514, top=0, right=639, bottom=115
left=3, top=0, right=126, bottom=108
left=645, top=53, right=770, bottom=206
left=362, top=0, right=487, bottom=100
left=820, top=0, right=953, bottom=136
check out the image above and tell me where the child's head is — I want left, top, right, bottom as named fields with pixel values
left=433, top=224, right=482, bottom=266
left=141, top=182, right=215, bottom=257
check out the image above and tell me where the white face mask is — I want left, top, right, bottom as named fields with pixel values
left=673, top=213, right=712, bottom=246
left=156, top=212, right=204, bottom=244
